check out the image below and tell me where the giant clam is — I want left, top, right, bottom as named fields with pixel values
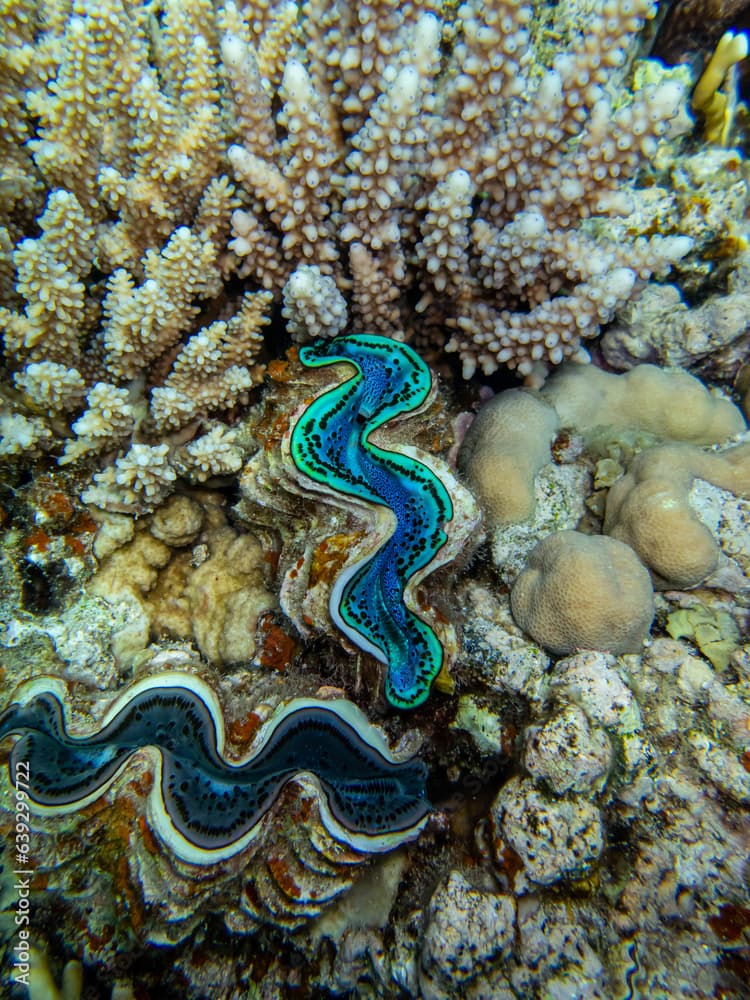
left=238, top=334, right=481, bottom=709
left=0, top=652, right=429, bottom=938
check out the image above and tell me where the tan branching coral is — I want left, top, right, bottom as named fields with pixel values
left=1, top=0, right=271, bottom=465
left=13, top=361, right=86, bottom=416
left=150, top=290, right=272, bottom=431
left=83, top=442, right=178, bottom=511
left=1, top=189, right=95, bottom=367
left=60, top=382, right=136, bottom=464
left=173, top=425, right=244, bottom=483
left=282, top=265, right=348, bottom=341
left=0, top=0, right=722, bottom=475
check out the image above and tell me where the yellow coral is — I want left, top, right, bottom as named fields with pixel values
left=691, top=30, right=749, bottom=145
left=666, top=604, right=741, bottom=671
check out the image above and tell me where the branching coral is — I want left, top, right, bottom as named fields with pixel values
left=1, top=5, right=749, bottom=995
left=0, top=0, right=712, bottom=494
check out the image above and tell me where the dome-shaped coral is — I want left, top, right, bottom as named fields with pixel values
left=510, top=530, right=654, bottom=655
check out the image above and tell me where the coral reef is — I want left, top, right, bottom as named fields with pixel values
left=1, top=0, right=750, bottom=997
left=0, top=0, right=712, bottom=490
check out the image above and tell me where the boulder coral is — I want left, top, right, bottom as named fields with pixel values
left=457, top=389, right=560, bottom=526
left=541, top=363, right=746, bottom=446
left=510, top=530, right=655, bottom=655
left=604, top=441, right=750, bottom=588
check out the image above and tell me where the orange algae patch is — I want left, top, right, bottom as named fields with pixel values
left=309, top=532, right=366, bottom=587
left=40, top=491, right=74, bottom=522
left=290, top=791, right=314, bottom=824
left=23, top=527, right=50, bottom=552
left=263, top=410, right=291, bottom=448
left=228, top=711, right=264, bottom=744
left=267, top=348, right=299, bottom=383
left=267, top=359, right=290, bottom=382
left=128, top=771, right=154, bottom=797
left=137, top=815, right=159, bottom=856
left=495, top=842, right=525, bottom=884
left=115, top=854, right=145, bottom=933
left=262, top=546, right=281, bottom=575
left=288, top=556, right=304, bottom=580
left=267, top=855, right=302, bottom=899
left=71, top=512, right=97, bottom=535
left=255, top=613, right=298, bottom=672
left=64, top=534, right=86, bottom=556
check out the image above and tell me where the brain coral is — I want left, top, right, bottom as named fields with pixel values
left=510, top=530, right=655, bottom=655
